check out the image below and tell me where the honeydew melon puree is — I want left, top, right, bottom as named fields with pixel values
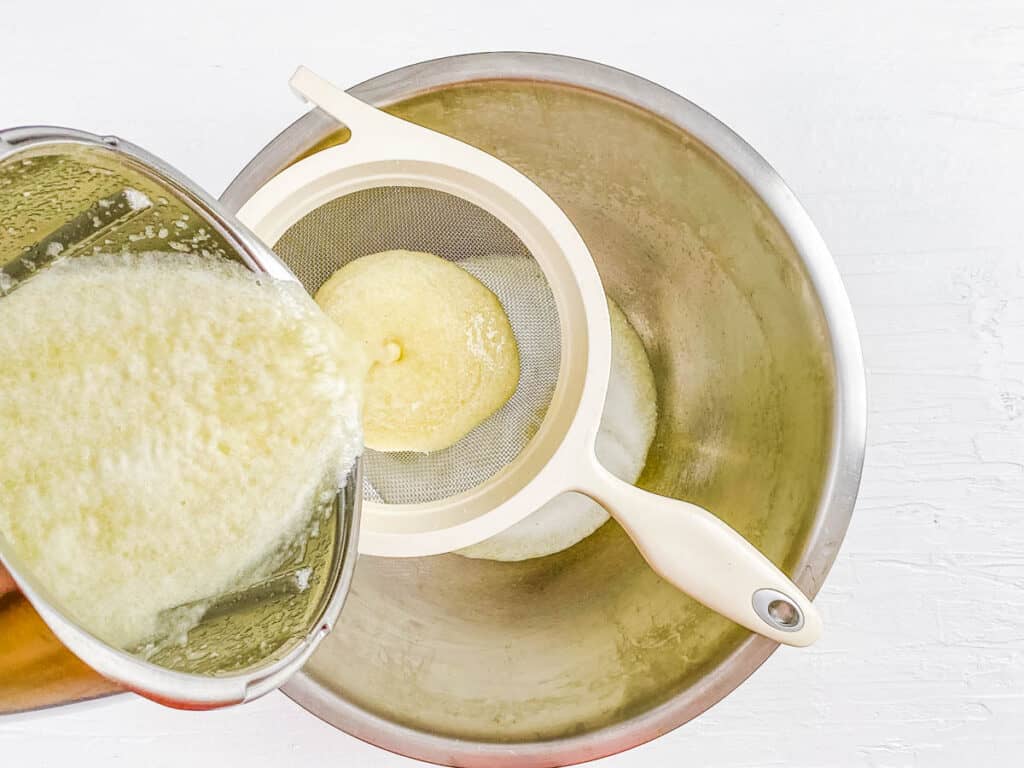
left=315, top=249, right=520, bottom=453
left=0, top=252, right=363, bottom=650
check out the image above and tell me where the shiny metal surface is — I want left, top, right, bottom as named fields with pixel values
left=222, top=52, right=866, bottom=765
left=752, top=589, right=805, bottom=632
left=0, top=127, right=362, bottom=712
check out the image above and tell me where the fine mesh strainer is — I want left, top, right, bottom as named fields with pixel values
left=238, top=67, right=822, bottom=645
left=0, top=126, right=360, bottom=708
left=273, top=187, right=561, bottom=505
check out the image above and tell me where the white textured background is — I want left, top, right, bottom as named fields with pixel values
left=3, top=0, right=1023, bottom=765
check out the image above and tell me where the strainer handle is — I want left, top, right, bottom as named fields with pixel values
left=289, top=66, right=418, bottom=142
left=578, top=459, right=822, bottom=647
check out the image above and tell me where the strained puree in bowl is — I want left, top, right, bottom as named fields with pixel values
left=0, top=252, right=363, bottom=649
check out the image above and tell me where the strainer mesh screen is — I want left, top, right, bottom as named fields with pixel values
left=273, top=186, right=561, bottom=505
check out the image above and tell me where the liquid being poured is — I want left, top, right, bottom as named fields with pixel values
left=0, top=252, right=363, bottom=650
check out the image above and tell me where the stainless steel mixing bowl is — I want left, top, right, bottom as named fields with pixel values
left=221, top=52, right=866, bottom=765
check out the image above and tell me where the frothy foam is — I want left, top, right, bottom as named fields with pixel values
left=0, top=252, right=363, bottom=649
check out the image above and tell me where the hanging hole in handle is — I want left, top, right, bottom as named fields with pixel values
left=752, top=588, right=805, bottom=632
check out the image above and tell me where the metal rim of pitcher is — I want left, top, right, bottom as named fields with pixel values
left=0, top=126, right=363, bottom=709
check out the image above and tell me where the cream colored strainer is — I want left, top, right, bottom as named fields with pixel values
left=238, top=67, right=822, bottom=645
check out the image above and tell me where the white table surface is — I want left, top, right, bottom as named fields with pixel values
left=3, top=1, right=1023, bottom=765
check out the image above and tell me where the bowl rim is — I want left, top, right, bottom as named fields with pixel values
left=221, top=50, right=867, bottom=767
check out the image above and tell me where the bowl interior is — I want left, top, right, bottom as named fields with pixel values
left=285, top=79, right=834, bottom=743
